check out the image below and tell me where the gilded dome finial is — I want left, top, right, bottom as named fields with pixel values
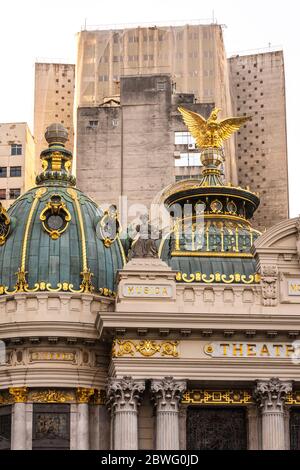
left=45, top=123, right=69, bottom=147
left=36, top=123, right=76, bottom=187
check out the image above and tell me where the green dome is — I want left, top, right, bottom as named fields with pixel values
left=0, top=125, right=125, bottom=297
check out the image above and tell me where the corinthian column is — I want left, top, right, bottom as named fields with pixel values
left=9, top=387, right=28, bottom=450
left=107, top=376, right=145, bottom=450
left=151, top=377, right=186, bottom=450
left=254, top=377, right=292, bottom=450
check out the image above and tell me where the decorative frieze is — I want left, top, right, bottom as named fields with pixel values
left=182, top=389, right=253, bottom=405
left=112, top=339, right=179, bottom=358
left=29, top=389, right=75, bottom=403
left=76, top=387, right=95, bottom=404
left=0, top=388, right=104, bottom=405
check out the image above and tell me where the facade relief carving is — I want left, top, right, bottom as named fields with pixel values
left=261, top=265, right=278, bottom=306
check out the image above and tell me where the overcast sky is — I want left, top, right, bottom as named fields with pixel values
left=1, top=0, right=299, bottom=217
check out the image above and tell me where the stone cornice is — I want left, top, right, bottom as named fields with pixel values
left=97, top=311, right=300, bottom=337
left=0, top=321, right=98, bottom=340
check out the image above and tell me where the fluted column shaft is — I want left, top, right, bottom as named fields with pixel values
left=107, top=376, right=145, bottom=450
left=77, top=403, right=89, bottom=450
left=261, top=411, right=285, bottom=450
left=75, top=388, right=94, bottom=450
left=9, top=387, right=28, bottom=450
left=114, top=409, right=138, bottom=450
left=151, top=377, right=186, bottom=450
left=254, top=377, right=292, bottom=450
left=12, top=403, right=26, bottom=450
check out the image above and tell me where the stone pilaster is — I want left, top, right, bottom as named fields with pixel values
left=9, top=387, right=28, bottom=450
left=75, top=387, right=94, bottom=450
left=151, top=377, right=186, bottom=450
left=107, top=376, right=145, bottom=450
left=254, top=377, right=292, bottom=450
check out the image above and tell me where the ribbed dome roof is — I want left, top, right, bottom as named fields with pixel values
left=0, top=124, right=125, bottom=297
left=159, top=148, right=261, bottom=285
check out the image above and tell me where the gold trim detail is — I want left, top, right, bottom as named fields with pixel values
left=182, top=389, right=253, bottom=405
left=172, top=251, right=254, bottom=259
left=0, top=281, right=116, bottom=297
left=112, top=339, right=179, bottom=358
left=0, top=390, right=12, bottom=405
left=67, top=188, right=94, bottom=294
left=286, top=392, right=300, bottom=405
left=29, top=390, right=75, bottom=403
left=176, top=271, right=260, bottom=284
left=51, top=151, right=63, bottom=172
left=40, top=194, right=71, bottom=240
left=0, top=203, right=10, bottom=246
left=76, top=388, right=95, bottom=404
left=9, top=387, right=28, bottom=403
left=90, top=389, right=106, bottom=406
left=9, top=188, right=48, bottom=293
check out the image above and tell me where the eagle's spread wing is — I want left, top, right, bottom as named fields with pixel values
left=218, top=116, right=251, bottom=142
left=178, top=107, right=207, bottom=147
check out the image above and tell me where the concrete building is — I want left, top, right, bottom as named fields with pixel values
left=0, top=122, right=299, bottom=451
left=229, top=50, right=289, bottom=231
left=77, top=74, right=214, bottom=210
left=76, top=23, right=236, bottom=174
left=0, top=123, right=35, bottom=209
left=34, top=62, right=75, bottom=174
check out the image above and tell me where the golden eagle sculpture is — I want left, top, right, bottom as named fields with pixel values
left=178, top=107, right=251, bottom=149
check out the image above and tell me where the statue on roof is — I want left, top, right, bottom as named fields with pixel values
left=128, top=214, right=159, bottom=259
left=178, top=106, right=250, bottom=149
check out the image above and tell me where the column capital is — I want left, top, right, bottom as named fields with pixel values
left=254, top=377, right=292, bottom=413
left=76, top=387, right=94, bottom=404
left=151, top=377, right=186, bottom=412
left=9, top=387, right=28, bottom=403
left=107, top=376, right=145, bottom=413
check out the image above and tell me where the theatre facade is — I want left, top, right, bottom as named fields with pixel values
left=0, top=120, right=300, bottom=451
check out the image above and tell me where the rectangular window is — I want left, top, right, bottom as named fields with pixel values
left=88, top=121, right=98, bottom=128
left=0, top=189, right=6, bottom=200
left=99, top=75, right=108, bottom=82
left=174, top=131, right=196, bottom=146
left=9, top=188, right=20, bottom=199
left=0, top=167, right=7, bottom=178
left=157, top=81, right=166, bottom=91
left=10, top=166, right=21, bottom=177
left=11, top=144, right=22, bottom=156
left=175, top=153, right=201, bottom=167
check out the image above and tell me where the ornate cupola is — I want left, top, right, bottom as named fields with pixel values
left=0, top=124, right=125, bottom=297
left=159, top=107, right=261, bottom=284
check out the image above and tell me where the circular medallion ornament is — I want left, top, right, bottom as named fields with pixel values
left=96, top=205, right=120, bottom=247
left=210, top=199, right=223, bottom=213
left=227, top=200, right=237, bottom=214
left=40, top=194, right=71, bottom=240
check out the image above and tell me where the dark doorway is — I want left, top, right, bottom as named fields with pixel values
left=0, top=405, right=11, bottom=450
left=187, top=407, right=247, bottom=450
left=290, top=408, right=300, bottom=450
left=32, top=404, right=70, bottom=450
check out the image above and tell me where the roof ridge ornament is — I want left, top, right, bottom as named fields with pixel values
left=36, top=123, right=76, bottom=187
